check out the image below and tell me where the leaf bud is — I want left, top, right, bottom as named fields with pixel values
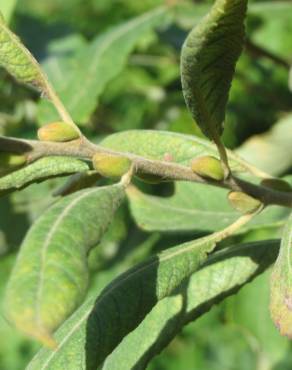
left=228, top=191, right=262, bottom=214
left=37, top=122, right=80, bottom=142
left=191, top=156, right=224, bottom=181
left=92, top=153, right=131, bottom=178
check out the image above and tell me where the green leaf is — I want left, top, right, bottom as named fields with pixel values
left=0, top=0, right=18, bottom=23
left=102, top=240, right=279, bottom=370
left=0, top=12, right=50, bottom=94
left=127, top=182, right=290, bottom=233
left=270, top=212, right=292, bottom=338
left=226, top=270, right=290, bottom=367
left=101, top=129, right=253, bottom=173
left=0, top=156, right=90, bottom=197
left=37, top=6, right=169, bottom=125
left=27, top=240, right=279, bottom=370
left=4, top=183, right=125, bottom=346
left=26, top=227, right=232, bottom=368
left=180, top=0, right=247, bottom=139
left=237, top=114, right=292, bottom=176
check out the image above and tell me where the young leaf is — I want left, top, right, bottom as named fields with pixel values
left=180, top=0, right=247, bottom=140
left=38, top=6, right=169, bottom=124
left=27, top=240, right=279, bottom=370
left=4, top=184, right=125, bottom=346
left=0, top=13, right=50, bottom=94
left=0, top=156, right=90, bottom=196
left=270, top=212, right=292, bottom=337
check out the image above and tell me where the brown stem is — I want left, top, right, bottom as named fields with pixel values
left=2, top=135, right=292, bottom=208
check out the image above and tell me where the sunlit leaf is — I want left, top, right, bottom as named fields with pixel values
left=4, top=183, right=125, bottom=346
left=0, top=156, right=90, bottom=196
left=0, top=0, right=18, bottom=23
left=27, top=240, right=279, bottom=370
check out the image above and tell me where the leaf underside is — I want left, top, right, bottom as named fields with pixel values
left=0, top=156, right=90, bottom=197
left=181, top=0, right=247, bottom=139
left=0, top=12, right=49, bottom=94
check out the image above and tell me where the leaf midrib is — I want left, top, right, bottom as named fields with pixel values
left=35, top=188, right=100, bottom=332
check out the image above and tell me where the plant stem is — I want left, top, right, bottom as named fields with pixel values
left=45, top=82, right=82, bottom=136
left=213, top=131, right=231, bottom=179
left=2, top=135, right=292, bottom=208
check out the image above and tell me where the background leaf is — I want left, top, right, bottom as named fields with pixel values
left=37, top=6, right=170, bottom=125
left=180, top=0, right=247, bottom=139
left=225, top=269, right=291, bottom=368
left=237, top=114, right=292, bottom=177
left=4, top=183, right=125, bottom=345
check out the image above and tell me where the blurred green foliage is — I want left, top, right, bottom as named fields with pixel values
left=0, top=0, right=292, bottom=369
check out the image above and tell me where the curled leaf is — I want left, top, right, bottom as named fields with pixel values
left=0, top=12, right=50, bottom=94
left=181, top=0, right=247, bottom=139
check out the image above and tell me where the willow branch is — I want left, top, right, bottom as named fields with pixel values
left=2, top=135, right=292, bottom=208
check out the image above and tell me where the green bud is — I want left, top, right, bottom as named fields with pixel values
left=260, top=178, right=292, bottom=193
left=228, top=191, right=262, bottom=214
left=92, top=153, right=131, bottom=178
left=191, top=156, right=224, bottom=181
left=37, top=122, right=80, bottom=142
